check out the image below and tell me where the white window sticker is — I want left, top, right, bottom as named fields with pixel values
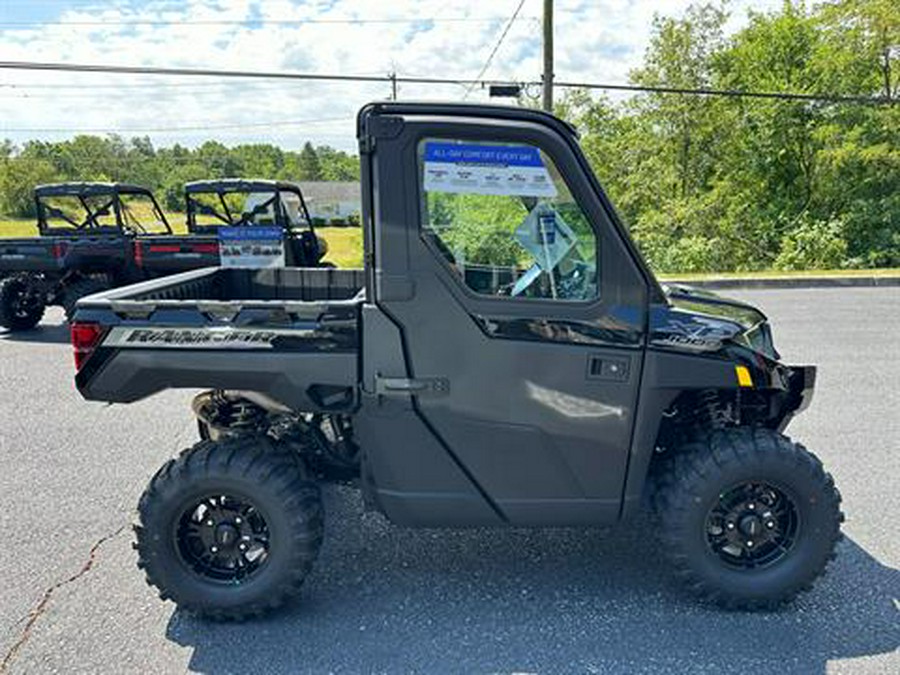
left=218, top=227, right=285, bottom=268
left=423, top=142, right=558, bottom=198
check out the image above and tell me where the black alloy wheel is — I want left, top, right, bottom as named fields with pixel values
left=175, top=494, right=271, bottom=584
left=705, top=480, right=799, bottom=569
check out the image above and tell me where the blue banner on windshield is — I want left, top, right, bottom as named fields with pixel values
left=424, top=142, right=545, bottom=167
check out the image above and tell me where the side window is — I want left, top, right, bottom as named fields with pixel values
left=419, top=139, right=599, bottom=302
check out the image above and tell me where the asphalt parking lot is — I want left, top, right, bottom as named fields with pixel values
left=0, top=287, right=897, bottom=674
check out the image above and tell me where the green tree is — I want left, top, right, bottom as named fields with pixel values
left=0, top=156, right=60, bottom=217
left=297, top=142, right=322, bottom=180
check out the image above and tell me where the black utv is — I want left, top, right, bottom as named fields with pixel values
left=0, top=182, right=172, bottom=329
left=178, top=179, right=328, bottom=267
left=71, top=103, right=842, bottom=619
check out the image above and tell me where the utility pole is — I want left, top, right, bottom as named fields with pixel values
left=389, top=71, right=397, bottom=101
left=542, top=0, right=553, bottom=112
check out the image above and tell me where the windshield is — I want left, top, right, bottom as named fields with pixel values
left=38, top=191, right=169, bottom=235
left=187, top=190, right=311, bottom=232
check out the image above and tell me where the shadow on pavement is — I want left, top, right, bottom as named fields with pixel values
left=0, top=319, right=69, bottom=345
left=166, top=488, right=899, bottom=674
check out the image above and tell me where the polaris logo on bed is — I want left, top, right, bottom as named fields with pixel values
left=103, top=326, right=312, bottom=349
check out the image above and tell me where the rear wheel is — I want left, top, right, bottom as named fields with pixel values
left=0, top=276, right=45, bottom=331
left=62, top=277, right=108, bottom=322
left=135, top=436, right=324, bottom=620
left=654, top=427, right=843, bottom=609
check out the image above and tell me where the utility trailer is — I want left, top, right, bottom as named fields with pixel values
left=72, top=103, right=842, bottom=619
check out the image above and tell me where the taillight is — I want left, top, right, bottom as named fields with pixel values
left=133, top=240, right=144, bottom=267
left=51, top=242, right=69, bottom=259
left=71, top=322, right=104, bottom=370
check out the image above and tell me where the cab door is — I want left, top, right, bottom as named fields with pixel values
left=364, top=106, right=649, bottom=526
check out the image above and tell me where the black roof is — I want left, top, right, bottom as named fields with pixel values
left=34, top=182, right=155, bottom=197
left=184, top=179, right=303, bottom=194
left=356, top=101, right=580, bottom=139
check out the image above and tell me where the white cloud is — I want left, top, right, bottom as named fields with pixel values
left=0, top=0, right=783, bottom=151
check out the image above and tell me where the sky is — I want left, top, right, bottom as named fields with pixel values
left=0, top=0, right=784, bottom=152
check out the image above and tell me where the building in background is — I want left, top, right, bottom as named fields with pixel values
left=298, top=181, right=361, bottom=225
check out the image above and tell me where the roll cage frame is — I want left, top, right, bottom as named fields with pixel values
left=34, top=182, right=172, bottom=237
left=184, top=179, right=315, bottom=234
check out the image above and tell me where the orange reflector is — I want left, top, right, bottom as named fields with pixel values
left=735, top=365, right=753, bottom=388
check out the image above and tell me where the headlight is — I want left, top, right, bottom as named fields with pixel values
left=735, top=322, right=778, bottom=360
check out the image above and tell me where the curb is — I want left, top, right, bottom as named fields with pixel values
left=665, top=275, right=900, bottom=290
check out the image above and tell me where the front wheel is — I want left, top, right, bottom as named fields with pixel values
left=654, top=427, right=843, bottom=610
left=135, top=436, right=323, bottom=620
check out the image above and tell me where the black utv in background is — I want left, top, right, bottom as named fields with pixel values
left=130, top=179, right=328, bottom=273
left=71, top=103, right=842, bottom=620
left=0, top=182, right=172, bottom=329
left=0, top=180, right=328, bottom=331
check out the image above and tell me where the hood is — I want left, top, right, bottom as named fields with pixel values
left=650, top=283, right=774, bottom=356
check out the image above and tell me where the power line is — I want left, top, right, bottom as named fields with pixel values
left=0, top=86, right=360, bottom=99
left=1, top=16, right=534, bottom=28
left=2, top=116, right=353, bottom=133
left=0, top=77, right=386, bottom=90
left=551, top=78, right=894, bottom=105
left=0, top=61, right=895, bottom=106
left=464, top=0, right=527, bottom=100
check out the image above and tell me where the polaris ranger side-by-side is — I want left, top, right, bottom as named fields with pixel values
left=71, top=103, right=842, bottom=619
left=0, top=180, right=328, bottom=331
left=0, top=182, right=173, bottom=330
left=129, top=180, right=329, bottom=278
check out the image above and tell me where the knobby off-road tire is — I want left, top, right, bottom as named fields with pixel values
left=654, top=427, right=843, bottom=610
left=135, top=436, right=324, bottom=620
left=62, top=277, right=108, bottom=322
left=0, top=276, right=45, bottom=331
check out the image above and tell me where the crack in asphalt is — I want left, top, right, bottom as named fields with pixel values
left=0, top=413, right=195, bottom=674
left=0, top=524, right=128, bottom=674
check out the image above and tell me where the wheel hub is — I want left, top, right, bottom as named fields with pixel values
left=739, top=513, right=764, bottom=537
left=706, top=482, right=799, bottom=569
left=215, top=522, right=240, bottom=548
left=175, top=494, right=270, bottom=583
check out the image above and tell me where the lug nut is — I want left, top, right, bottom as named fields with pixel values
left=239, top=543, right=247, bottom=551
left=748, top=503, right=756, bottom=510
left=727, top=523, right=735, bottom=530
left=206, top=520, right=214, bottom=527
left=766, top=521, right=775, bottom=529
left=211, top=545, right=218, bottom=553
left=235, top=517, right=242, bottom=524
left=746, top=541, right=754, bottom=547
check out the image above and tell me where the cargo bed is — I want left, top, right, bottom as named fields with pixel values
left=74, top=267, right=366, bottom=411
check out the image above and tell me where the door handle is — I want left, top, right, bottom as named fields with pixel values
left=375, top=376, right=450, bottom=396
left=587, top=355, right=629, bottom=382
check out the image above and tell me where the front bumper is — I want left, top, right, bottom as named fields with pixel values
left=776, top=364, right=817, bottom=432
